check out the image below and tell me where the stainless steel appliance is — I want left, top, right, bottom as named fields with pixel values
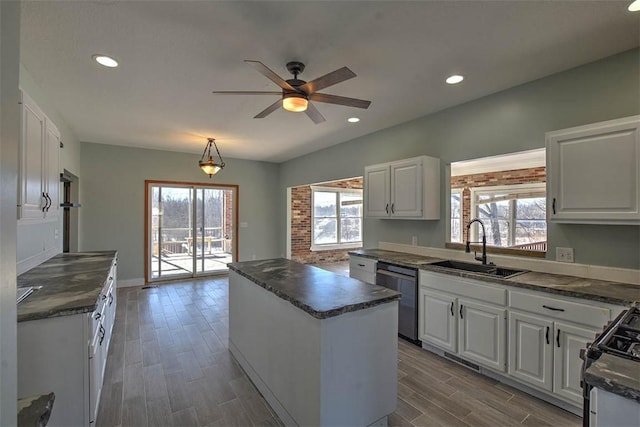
left=375, top=262, right=419, bottom=344
left=581, top=307, right=640, bottom=426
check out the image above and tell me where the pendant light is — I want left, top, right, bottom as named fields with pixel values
left=199, top=138, right=225, bottom=177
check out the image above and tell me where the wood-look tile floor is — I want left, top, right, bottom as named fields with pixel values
left=97, top=277, right=581, bottom=427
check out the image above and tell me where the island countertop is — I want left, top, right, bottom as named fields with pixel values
left=227, top=258, right=400, bottom=319
left=17, top=251, right=117, bottom=322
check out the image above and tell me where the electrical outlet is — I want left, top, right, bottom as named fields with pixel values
left=411, top=236, right=418, bottom=246
left=556, top=247, right=574, bottom=263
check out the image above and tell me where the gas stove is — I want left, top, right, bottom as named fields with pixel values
left=581, top=307, right=640, bottom=426
left=586, top=307, right=640, bottom=362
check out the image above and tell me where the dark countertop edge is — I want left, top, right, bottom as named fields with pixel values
left=18, top=305, right=96, bottom=323
left=228, top=264, right=400, bottom=320
left=18, top=392, right=55, bottom=427
left=349, top=250, right=639, bottom=307
left=584, top=360, right=640, bottom=403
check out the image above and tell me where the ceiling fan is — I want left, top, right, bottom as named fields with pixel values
left=213, top=60, right=371, bottom=124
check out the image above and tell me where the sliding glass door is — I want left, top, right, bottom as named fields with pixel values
left=146, top=181, right=237, bottom=282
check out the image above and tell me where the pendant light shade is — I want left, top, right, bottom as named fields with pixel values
left=282, top=92, right=308, bottom=112
left=199, top=138, right=225, bottom=178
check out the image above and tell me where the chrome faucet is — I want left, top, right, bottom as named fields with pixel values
left=465, top=218, right=488, bottom=265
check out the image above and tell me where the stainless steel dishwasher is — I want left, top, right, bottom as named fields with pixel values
left=375, top=261, right=420, bottom=344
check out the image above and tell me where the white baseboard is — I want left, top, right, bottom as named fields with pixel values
left=117, top=278, right=145, bottom=288
left=17, top=248, right=59, bottom=275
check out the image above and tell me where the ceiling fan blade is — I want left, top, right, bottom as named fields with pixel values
left=299, top=67, right=356, bottom=94
left=254, top=99, right=282, bottom=119
left=309, top=93, right=371, bottom=109
left=305, top=102, right=326, bottom=124
left=245, top=60, right=296, bottom=91
left=212, top=91, right=282, bottom=95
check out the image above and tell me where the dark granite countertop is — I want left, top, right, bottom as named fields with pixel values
left=18, top=392, right=55, bottom=427
left=17, top=251, right=117, bottom=322
left=350, top=249, right=640, bottom=306
left=228, top=258, right=400, bottom=319
left=584, top=354, right=640, bottom=403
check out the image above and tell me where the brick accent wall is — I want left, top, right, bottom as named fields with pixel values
left=291, top=178, right=363, bottom=264
left=451, top=167, right=546, bottom=234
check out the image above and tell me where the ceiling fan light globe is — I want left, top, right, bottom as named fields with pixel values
left=282, top=94, right=308, bottom=112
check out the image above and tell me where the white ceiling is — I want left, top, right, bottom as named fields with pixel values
left=19, top=1, right=640, bottom=163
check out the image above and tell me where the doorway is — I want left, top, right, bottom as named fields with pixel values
left=144, top=180, right=238, bottom=283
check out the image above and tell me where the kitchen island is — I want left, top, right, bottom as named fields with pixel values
left=227, top=258, right=401, bottom=427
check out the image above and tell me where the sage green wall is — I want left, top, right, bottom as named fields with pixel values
left=16, top=65, right=81, bottom=266
left=278, top=49, right=640, bottom=269
left=80, top=142, right=280, bottom=281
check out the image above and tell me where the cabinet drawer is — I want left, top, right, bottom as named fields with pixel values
left=509, top=291, right=610, bottom=328
left=349, top=256, right=377, bottom=274
left=420, top=271, right=507, bottom=306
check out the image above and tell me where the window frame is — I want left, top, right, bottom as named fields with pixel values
left=450, top=188, right=463, bottom=243
left=469, top=183, right=546, bottom=247
left=310, top=186, right=363, bottom=251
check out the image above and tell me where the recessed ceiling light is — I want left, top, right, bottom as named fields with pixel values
left=446, top=75, right=464, bottom=85
left=92, top=54, right=118, bottom=68
left=347, top=117, right=360, bottom=123
left=629, top=0, right=640, bottom=11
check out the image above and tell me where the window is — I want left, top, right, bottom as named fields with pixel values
left=450, top=188, right=463, bottom=243
left=311, top=187, right=363, bottom=250
left=471, top=184, right=546, bottom=250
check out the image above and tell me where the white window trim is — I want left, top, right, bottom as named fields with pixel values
left=450, top=188, right=463, bottom=243
left=469, top=182, right=546, bottom=243
left=310, top=186, right=363, bottom=251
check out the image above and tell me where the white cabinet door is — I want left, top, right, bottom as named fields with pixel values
left=508, top=311, right=553, bottom=391
left=419, top=289, right=457, bottom=353
left=19, top=90, right=61, bottom=220
left=390, top=159, right=422, bottom=217
left=553, top=321, right=597, bottom=405
left=19, top=91, right=46, bottom=219
left=364, top=164, right=390, bottom=217
left=546, top=115, right=640, bottom=224
left=45, top=121, right=61, bottom=218
left=458, top=298, right=506, bottom=372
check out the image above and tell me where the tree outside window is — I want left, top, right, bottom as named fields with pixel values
left=450, top=189, right=462, bottom=243
left=472, top=184, right=546, bottom=249
left=312, top=187, right=362, bottom=249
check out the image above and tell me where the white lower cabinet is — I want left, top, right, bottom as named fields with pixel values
left=419, top=289, right=457, bottom=353
left=419, top=269, right=623, bottom=412
left=458, top=298, right=506, bottom=372
left=18, top=259, right=117, bottom=426
left=553, top=321, right=598, bottom=404
left=508, top=311, right=554, bottom=391
left=419, top=272, right=507, bottom=372
left=509, top=311, right=597, bottom=405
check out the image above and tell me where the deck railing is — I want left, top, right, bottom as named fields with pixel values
left=510, top=241, right=547, bottom=251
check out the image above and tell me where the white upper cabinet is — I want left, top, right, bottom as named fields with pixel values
left=546, top=115, right=640, bottom=224
left=364, top=155, right=440, bottom=219
left=19, top=90, right=60, bottom=220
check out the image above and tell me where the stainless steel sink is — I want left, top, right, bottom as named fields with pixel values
left=431, top=260, right=527, bottom=278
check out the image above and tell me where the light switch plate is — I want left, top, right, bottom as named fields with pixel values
left=556, top=247, right=574, bottom=263
left=411, top=236, right=418, bottom=246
